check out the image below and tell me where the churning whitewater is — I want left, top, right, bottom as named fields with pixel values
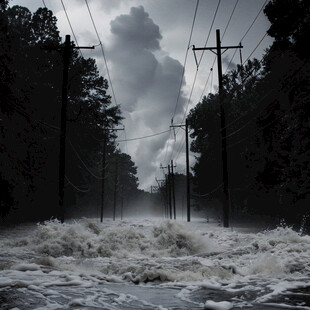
left=0, top=218, right=310, bottom=309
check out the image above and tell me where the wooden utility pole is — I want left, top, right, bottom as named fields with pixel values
left=185, top=119, right=190, bottom=222
left=120, top=185, right=124, bottom=220
left=45, top=35, right=94, bottom=223
left=100, top=133, right=107, bottom=223
left=171, top=160, right=176, bottom=220
left=193, top=29, right=243, bottom=228
left=170, top=120, right=191, bottom=222
left=156, top=177, right=166, bottom=217
left=58, top=35, right=70, bottom=223
left=160, top=164, right=169, bottom=218
left=113, top=159, right=118, bottom=221
left=167, top=164, right=172, bottom=219
left=100, top=127, right=123, bottom=223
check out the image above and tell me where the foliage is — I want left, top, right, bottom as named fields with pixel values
left=188, top=0, right=310, bottom=223
left=0, top=5, right=138, bottom=222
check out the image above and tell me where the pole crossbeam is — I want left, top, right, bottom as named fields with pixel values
left=193, top=45, right=243, bottom=51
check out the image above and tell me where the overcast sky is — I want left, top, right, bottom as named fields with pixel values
left=10, top=0, right=273, bottom=190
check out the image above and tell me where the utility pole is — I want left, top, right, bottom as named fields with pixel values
left=101, top=132, right=107, bottom=223
left=167, top=165, right=172, bottom=219
left=160, top=164, right=169, bottom=218
left=43, top=35, right=95, bottom=223
left=100, top=127, right=123, bottom=223
left=171, top=160, right=176, bottom=220
left=120, top=185, right=124, bottom=220
left=185, top=119, right=190, bottom=223
left=113, top=159, right=118, bottom=221
left=193, top=29, right=243, bottom=228
left=170, top=119, right=191, bottom=222
left=156, top=177, right=166, bottom=217
left=58, top=35, right=70, bottom=223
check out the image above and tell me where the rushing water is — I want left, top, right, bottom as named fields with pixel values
left=0, top=217, right=309, bottom=309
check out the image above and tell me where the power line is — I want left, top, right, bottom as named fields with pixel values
left=240, top=0, right=268, bottom=43
left=163, top=129, right=173, bottom=166
left=192, top=183, right=223, bottom=198
left=123, top=126, right=129, bottom=154
left=68, top=139, right=105, bottom=179
left=84, top=0, right=118, bottom=107
left=116, top=129, right=171, bottom=143
left=169, top=0, right=221, bottom=165
left=198, top=60, right=215, bottom=103
left=60, top=0, right=83, bottom=58
left=197, top=0, right=221, bottom=67
left=0, top=93, right=60, bottom=132
left=242, top=32, right=268, bottom=65
left=169, top=0, right=268, bottom=169
left=172, top=0, right=200, bottom=121
left=224, top=88, right=276, bottom=140
left=222, top=0, right=239, bottom=39
left=224, top=0, right=269, bottom=74
left=198, top=0, right=238, bottom=102
left=65, top=175, right=90, bottom=192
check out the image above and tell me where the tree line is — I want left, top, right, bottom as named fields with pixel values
left=0, top=3, right=142, bottom=222
left=187, top=0, right=310, bottom=225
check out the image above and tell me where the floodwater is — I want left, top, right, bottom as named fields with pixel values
left=0, top=217, right=309, bottom=309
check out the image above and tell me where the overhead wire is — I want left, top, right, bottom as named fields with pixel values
left=162, top=0, right=200, bottom=171
left=224, top=0, right=269, bottom=74
left=171, top=0, right=222, bottom=158
left=68, top=139, right=105, bottom=179
left=242, top=32, right=268, bottom=65
left=116, top=129, right=171, bottom=143
left=171, top=0, right=234, bottom=165
left=197, top=0, right=222, bottom=67
left=60, top=0, right=83, bottom=58
left=172, top=0, right=200, bottom=122
left=65, top=175, right=90, bottom=192
left=192, top=183, right=223, bottom=197
left=240, top=0, right=268, bottom=43
left=0, top=93, right=60, bottom=132
left=199, top=0, right=238, bottom=101
left=84, top=0, right=118, bottom=107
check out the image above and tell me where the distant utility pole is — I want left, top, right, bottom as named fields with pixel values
left=113, top=159, right=118, bottom=221
left=100, top=132, right=107, bottom=223
left=170, top=119, right=191, bottom=222
left=101, top=127, right=124, bottom=223
left=160, top=164, right=169, bottom=218
left=156, top=177, right=166, bottom=217
left=193, top=29, right=243, bottom=228
left=171, top=160, right=176, bottom=220
left=168, top=165, right=173, bottom=219
left=44, top=35, right=94, bottom=223
left=120, top=185, right=124, bottom=220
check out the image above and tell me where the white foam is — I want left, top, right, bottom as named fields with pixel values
left=204, top=300, right=233, bottom=310
left=0, top=217, right=309, bottom=309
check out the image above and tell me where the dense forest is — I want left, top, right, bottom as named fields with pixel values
left=188, top=0, right=310, bottom=225
left=0, top=2, right=145, bottom=222
left=1, top=0, right=309, bottom=226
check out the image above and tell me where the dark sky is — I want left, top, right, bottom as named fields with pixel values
left=11, top=0, right=273, bottom=190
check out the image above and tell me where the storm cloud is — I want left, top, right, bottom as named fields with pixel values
left=107, top=6, right=187, bottom=188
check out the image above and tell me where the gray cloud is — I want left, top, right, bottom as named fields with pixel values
left=110, top=6, right=162, bottom=51
left=107, top=6, right=187, bottom=189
